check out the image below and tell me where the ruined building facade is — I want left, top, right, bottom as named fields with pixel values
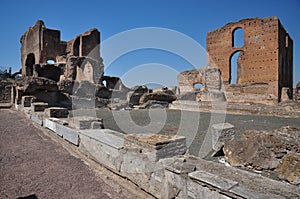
left=206, top=17, right=293, bottom=102
left=20, top=20, right=103, bottom=83
left=10, top=20, right=106, bottom=108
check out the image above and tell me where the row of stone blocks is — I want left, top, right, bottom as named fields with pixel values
left=20, top=98, right=299, bottom=198
left=77, top=129, right=299, bottom=198
left=19, top=96, right=105, bottom=146
left=56, top=121, right=297, bottom=198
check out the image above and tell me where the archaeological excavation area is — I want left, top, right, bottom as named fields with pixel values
left=0, top=17, right=300, bottom=198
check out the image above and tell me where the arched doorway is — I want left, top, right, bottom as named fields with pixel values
left=25, top=53, right=35, bottom=76
left=229, top=51, right=242, bottom=84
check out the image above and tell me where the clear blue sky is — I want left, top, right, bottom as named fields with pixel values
left=0, top=0, right=299, bottom=87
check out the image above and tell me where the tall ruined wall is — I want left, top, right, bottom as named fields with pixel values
left=207, top=17, right=293, bottom=100
left=20, top=20, right=103, bottom=80
left=81, top=29, right=101, bottom=63
left=66, top=28, right=101, bottom=63
left=278, top=23, right=293, bottom=100
left=20, top=20, right=66, bottom=76
left=40, top=29, right=66, bottom=63
left=20, top=20, right=44, bottom=76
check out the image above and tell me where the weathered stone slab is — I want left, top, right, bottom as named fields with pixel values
left=166, top=159, right=196, bottom=174
left=44, top=107, right=69, bottom=118
left=189, top=170, right=238, bottom=191
left=229, top=185, right=275, bottom=199
left=31, top=113, right=43, bottom=126
left=187, top=180, right=231, bottom=199
left=69, top=116, right=103, bottom=130
left=44, top=118, right=57, bottom=133
left=31, top=102, right=48, bottom=112
left=124, top=134, right=187, bottom=161
left=211, top=123, right=235, bottom=153
left=57, top=124, right=79, bottom=145
left=79, top=129, right=124, bottom=149
left=79, top=129, right=124, bottom=171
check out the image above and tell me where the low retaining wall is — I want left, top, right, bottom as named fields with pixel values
left=170, top=100, right=300, bottom=118
left=21, top=106, right=300, bottom=198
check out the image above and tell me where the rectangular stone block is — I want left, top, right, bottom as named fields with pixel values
left=57, top=124, right=79, bottom=145
left=44, top=107, right=69, bottom=118
left=80, top=129, right=124, bottom=149
left=44, top=118, right=57, bottom=133
left=79, top=129, right=124, bottom=170
left=187, top=180, right=231, bottom=199
left=31, top=113, right=43, bottom=126
left=31, top=102, right=48, bottom=112
left=211, top=123, right=235, bottom=152
left=188, top=170, right=238, bottom=191
left=69, top=116, right=103, bottom=130
left=124, top=134, right=187, bottom=161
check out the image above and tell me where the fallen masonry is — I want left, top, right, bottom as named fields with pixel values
left=224, top=126, right=300, bottom=185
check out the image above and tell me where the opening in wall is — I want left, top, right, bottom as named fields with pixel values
left=25, top=53, right=35, bottom=76
left=47, top=60, right=55, bottom=64
left=73, top=38, right=81, bottom=56
left=230, top=51, right=241, bottom=84
left=232, top=28, right=244, bottom=47
left=102, top=80, right=107, bottom=87
left=193, top=83, right=202, bottom=91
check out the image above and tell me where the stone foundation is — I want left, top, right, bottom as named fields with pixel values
left=38, top=113, right=300, bottom=198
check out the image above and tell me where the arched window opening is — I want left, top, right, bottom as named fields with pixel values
left=230, top=51, right=241, bottom=84
left=232, top=28, right=244, bottom=47
left=193, top=83, right=202, bottom=91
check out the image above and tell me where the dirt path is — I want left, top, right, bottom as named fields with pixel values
left=0, top=109, right=146, bottom=199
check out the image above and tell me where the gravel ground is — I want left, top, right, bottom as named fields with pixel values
left=0, top=109, right=139, bottom=199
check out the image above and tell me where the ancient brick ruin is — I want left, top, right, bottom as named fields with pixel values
left=207, top=17, right=293, bottom=102
left=7, top=20, right=179, bottom=110
left=177, top=17, right=294, bottom=104
left=20, top=20, right=103, bottom=82
left=177, top=67, right=226, bottom=102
